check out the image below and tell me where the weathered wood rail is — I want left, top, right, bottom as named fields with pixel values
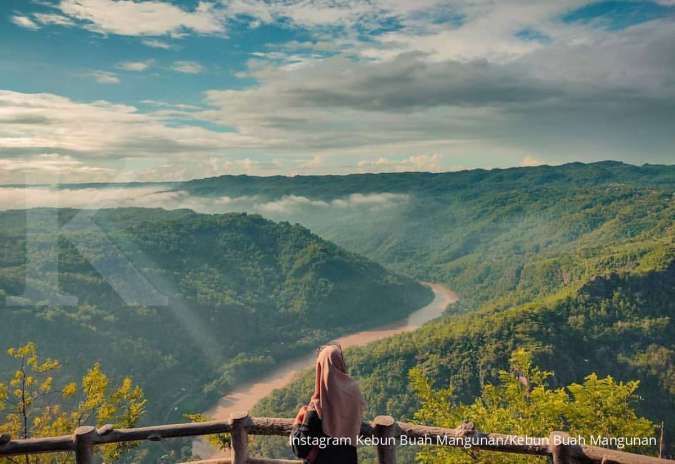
left=0, top=411, right=672, bottom=464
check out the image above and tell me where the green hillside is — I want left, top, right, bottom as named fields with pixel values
left=246, top=162, right=674, bottom=457
left=256, top=238, right=673, bottom=411
left=2, top=162, right=672, bottom=459
left=0, top=208, right=432, bottom=420
left=254, top=237, right=674, bottom=458
left=180, top=161, right=675, bottom=309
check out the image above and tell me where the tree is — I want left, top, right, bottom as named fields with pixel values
left=0, top=342, right=146, bottom=464
left=409, top=348, right=656, bottom=464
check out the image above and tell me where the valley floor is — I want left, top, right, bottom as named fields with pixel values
left=192, top=282, right=457, bottom=459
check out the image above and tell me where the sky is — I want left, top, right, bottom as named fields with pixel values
left=1, top=0, right=674, bottom=183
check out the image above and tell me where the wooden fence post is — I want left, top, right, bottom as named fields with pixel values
left=550, top=431, right=586, bottom=464
left=74, top=426, right=97, bottom=464
left=230, top=411, right=250, bottom=464
left=660, top=422, right=666, bottom=459
left=374, top=415, right=397, bottom=464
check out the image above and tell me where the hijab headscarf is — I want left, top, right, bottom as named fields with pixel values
left=309, top=345, right=366, bottom=445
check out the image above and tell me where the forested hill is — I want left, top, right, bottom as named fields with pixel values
left=178, top=161, right=675, bottom=309
left=254, top=230, right=675, bottom=455
left=182, top=161, right=675, bottom=197
left=0, top=208, right=432, bottom=419
left=246, top=162, right=674, bottom=456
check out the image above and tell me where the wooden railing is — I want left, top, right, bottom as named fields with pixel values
left=0, top=411, right=672, bottom=464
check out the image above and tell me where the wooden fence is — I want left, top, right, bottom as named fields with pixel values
left=0, top=411, right=672, bottom=464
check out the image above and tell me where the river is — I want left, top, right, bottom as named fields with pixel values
left=193, top=282, right=457, bottom=458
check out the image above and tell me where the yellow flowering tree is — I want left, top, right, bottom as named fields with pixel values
left=0, top=342, right=146, bottom=463
left=410, top=348, right=655, bottom=464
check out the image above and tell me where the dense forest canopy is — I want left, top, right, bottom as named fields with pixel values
left=240, top=162, right=674, bottom=459
left=179, top=161, right=675, bottom=309
left=409, top=349, right=658, bottom=464
left=1, top=161, right=673, bottom=462
left=0, top=209, right=431, bottom=421
left=38, top=161, right=675, bottom=309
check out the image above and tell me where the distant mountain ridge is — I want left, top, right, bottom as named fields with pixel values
left=181, top=161, right=675, bottom=196
left=176, top=161, right=675, bottom=309
left=5, top=161, right=673, bottom=191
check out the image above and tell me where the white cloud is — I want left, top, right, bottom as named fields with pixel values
left=198, top=16, right=675, bottom=166
left=117, top=60, right=153, bottom=72
left=0, top=90, right=258, bottom=163
left=89, top=70, right=120, bottom=84
left=200, top=53, right=532, bottom=150
left=224, top=0, right=456, bottom=32
left=121, top=156, right=278, bottom=182
left=141, top=39, right=173, bottom=49
left=362, top=2, right=581, bottom=63
left=358, top=154, right=442, bottom=173
left=32, top=13, right=75, bottom=27
left=172, top=61, right=205, bottom=74
left=0, top=186, right=409, bottom=218
left=519, top=156, right=545, bottom=167
left=257, top=192, right=408, bottom=214
left=0, top=186, right=172, bottom=209
left=11, top=15, right=40, bottom=30
left=5, top=0, right=675, bottom=179
left=0, top=154, right=114, bottom=184
left=226, top=0, right=378, bottom=28
left=330, top=192, right=409, bottom=208
left=55, top=0, right=227, bottom=36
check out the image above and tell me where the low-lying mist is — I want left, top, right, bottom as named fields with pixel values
left=0, top=186, right=411, bottom=242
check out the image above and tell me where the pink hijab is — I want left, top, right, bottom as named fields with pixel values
left=309, top=345, right=366, bottom=444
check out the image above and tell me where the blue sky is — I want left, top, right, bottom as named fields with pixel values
left=1, top=0, right=674, bottom=183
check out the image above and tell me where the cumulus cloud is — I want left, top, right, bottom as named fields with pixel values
left=5, top=0, right=675, bottom=181
left=122, top=156, right=284, bottom=182
left=225, top=0, right=393, bottom=29
left=0, top=90, right=257, bottom=160
left=172, top=61, right=205, bottom=74
left=229, top=53, right=560, bottom=112
left=0, top=154, right=114, bottom=184
left=117, top=60, right=153, bottom=72
left=199, top=16, right=675, bottom=164
left=361, top=2, right=582, bottom=63
left=358, top=154, right=443, bottom=173
left=11, top=15, right=40, bottom=30
left=141, top=39, right=173, bottom=49
left=89, top=70, right=120, bottom=84
left=32, top=13, right=75, bottom=27
left=55, top=0, right=226, bottom=36
left=519, top=156, right=545, bottom=167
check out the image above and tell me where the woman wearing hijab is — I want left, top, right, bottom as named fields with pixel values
left=293, top=344, right=366, bottom=464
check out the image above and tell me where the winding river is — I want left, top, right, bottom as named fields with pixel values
left=194, top=282, right=457, bottom=458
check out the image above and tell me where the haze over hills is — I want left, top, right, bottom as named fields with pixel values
left=0, top=208, right=431, bottom=420
left=1, top=161, right=673, bottom=460
left=3, top=0, right=675, bottom=461
left=178, top=161, right=673, bottom=458
left=8, top=161, right=671, bottom=312
left=179, top=161, right=675, bottom=308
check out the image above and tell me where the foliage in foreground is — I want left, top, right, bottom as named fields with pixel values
left=0, top=342, right=146, bottom=464
left=410, top=349, right=655, bottom=464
